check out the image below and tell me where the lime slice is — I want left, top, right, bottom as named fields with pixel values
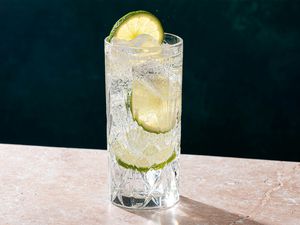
left=108, top=10, right=164, bottom=43
left=131, top=75, right=181, bottom=133
left=110, top=128, right=176, bottom=172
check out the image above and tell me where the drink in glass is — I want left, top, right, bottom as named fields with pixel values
left=104, top=11, right=183, bottom=209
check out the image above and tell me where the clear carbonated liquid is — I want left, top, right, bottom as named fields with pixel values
left=105, top=39, right=183, bottom=209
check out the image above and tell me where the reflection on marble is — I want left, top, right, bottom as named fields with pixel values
left=0, top=144, right=299, bottom=225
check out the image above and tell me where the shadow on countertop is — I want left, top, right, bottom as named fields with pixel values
left=126, top=196, right=264, bottom=225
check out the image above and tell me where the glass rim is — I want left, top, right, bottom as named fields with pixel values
left=104, top=32, right=183, bottom=50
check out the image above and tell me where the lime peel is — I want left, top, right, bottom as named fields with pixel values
left=116, top=151, right=177, bottom=172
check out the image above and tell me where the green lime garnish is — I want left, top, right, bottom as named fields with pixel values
left=108, top=10, right=164, bottom=43
left=110, top=129, right=177, bottom=172
left=131, top=76, right=181, bottom=133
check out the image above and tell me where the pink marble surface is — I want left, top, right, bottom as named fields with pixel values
left=0, top=144, right=299, bottom=225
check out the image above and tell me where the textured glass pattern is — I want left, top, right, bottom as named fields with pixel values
left=105, top=34, right=183, bottom=209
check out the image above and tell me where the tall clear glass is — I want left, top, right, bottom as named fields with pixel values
left=105, top=33, right=183, bottom=209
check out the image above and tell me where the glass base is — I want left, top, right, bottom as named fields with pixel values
left=112, top=194, right=179, bottom=209
left=109, top=158, right=180, bottom=209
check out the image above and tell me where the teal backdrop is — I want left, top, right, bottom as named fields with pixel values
left=0, top=0, right=299, bottom=161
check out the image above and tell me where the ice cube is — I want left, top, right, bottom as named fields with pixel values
left=111, top=35, right=162, bottom=55
left=128, top=34, right=161, bottom=48
left=111, top=35, right=160, bottom=48
left=111, top=37, right=130, bottom=46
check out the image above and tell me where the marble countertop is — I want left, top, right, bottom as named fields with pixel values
left=0, top=144, right=299, bottom=225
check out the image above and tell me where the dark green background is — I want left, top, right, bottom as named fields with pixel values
left=1, top=0, right=299, bottom=161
